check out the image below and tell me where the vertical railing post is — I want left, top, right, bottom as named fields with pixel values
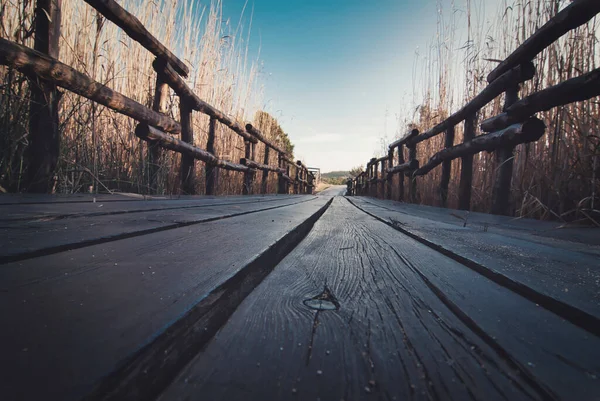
left=150, top=73, right=168, bottom=194
left=397, top=145, right=404, bottom=201
left=286, top=163, right=291, bottom=194
left=26, top=0, right=62, bottom=192
left=458, top=114, right=476, bottom=210
left=406, top=142, right=418, bottom=203
left=205, top=117, right=217, bottom=195
left=180, top=100, right=195, bottom=194
left=242, top=141, right=254, bottom=195
left=439, top=125, right=455, bottom=207
left=294, top=162, right=300, bottom=194
left=261, top=145, right=270, bottom=194
left=277, top=153, right=286, bottom=194
left=386, top=148, right=393, bottom=199
left=491, top=86, right=519, bottom=215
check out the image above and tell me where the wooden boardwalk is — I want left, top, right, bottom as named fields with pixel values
left=1, top=187, right=599, bottom=401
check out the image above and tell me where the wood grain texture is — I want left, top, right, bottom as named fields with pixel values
left=348, top=196, right=600, bottom=332
left=0, top=197, right=330, bottom=401
left=160, top=197, right=600, bottom=401
left=0, top=196, right=316, bottom=263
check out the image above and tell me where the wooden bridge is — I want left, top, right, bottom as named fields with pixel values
left=1, top=0, right=600, bottom=400
left=1, top=187, right=599, bottom=401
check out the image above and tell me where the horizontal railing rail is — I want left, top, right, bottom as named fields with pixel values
left=347, top=0, right=600, bottom=215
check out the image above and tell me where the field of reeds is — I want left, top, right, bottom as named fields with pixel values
left=387, top=0, right=599, bottom=222
left=0, top=0, right=291, bottom=195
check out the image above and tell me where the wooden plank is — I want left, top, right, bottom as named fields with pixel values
left=0, top=197, right=330, bottom=401
left=83, top=0, right=188, bottom=77
left=0, top=38, right=181, bottom=134
left=159, top=197, right=600, bottom=401
left=0, top=194, right=294, bottom=220
left=0, top=196, right=316, bottom=264
left=348, top=196, right=600, bottom=329
left=152, top=59, right=257, bottom=143
left=481, top=67, right=600, bottom=132
left=135, top=124, right=249, bottom=172
left=26, top=0, right=62, bottom=193
left=487, top=0, right=600, bottom=83
left=415, top=118, right=545, bottom=176
left=408, top=63, right=535, bottom=146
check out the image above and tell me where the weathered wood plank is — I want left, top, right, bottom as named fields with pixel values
left=439, top=126, right=455, bottom=207
left=179, top=101, right=195, bottom=194
left=458, top=114, right=476, bottom=210
left=348, top=196, right=600, bottom=329
left=83, top=0, right=189, bottom=76
left=160, top=197, right=599, bottom=401
left=487, top=0, right=600, bottom=83
left=0, top=38, right=181, bottom=133
left=0, top=197, right=330, bottom=401
left=0, top=196, right=316, bottom=263
left=205, top=117, right=217, bottom=195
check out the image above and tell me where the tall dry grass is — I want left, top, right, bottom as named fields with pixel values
left=0, top=0, right=277, bottom=195
left=387, top=0, right=599, bottom=222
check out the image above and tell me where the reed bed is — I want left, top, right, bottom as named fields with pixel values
left=389, top=0, right=599, bottom=222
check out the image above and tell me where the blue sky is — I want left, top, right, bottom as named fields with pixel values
left=220, top=0, right=477, bottom=172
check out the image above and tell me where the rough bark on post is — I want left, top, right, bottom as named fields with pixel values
left=26, top=0, right=62, bottom=193
left=406, top=145, right=418, bottom=203
left=294, top=163, right=300, bottom=194
left=277, top=153, right=286, bottom=194
left=180, top=100, right=195, bottom=194
left=397, top=145, right=405, bottom=201
left=386, top=148, right=394, bottom=199
left=243, top=141, right=253, bottom=195
left=149, top=73, right=168, bottom=193
left=491, top=86, right=519, bottom=215
left=439, top=126, right=455, bottom=207
left=205, top=117, right=217, bottom=195
left=261, top=145, right=270, bottom=194
left=458, top=114, right=477, bottom=210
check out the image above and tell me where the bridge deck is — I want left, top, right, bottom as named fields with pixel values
left=1, top=187, right=598, bottom=401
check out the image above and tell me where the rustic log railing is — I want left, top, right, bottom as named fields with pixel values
left=1, top=0, right=315, bottom=195
left=347, top=0, right=600, bottom=215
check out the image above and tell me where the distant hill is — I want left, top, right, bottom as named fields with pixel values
left=321, top=171, right=350, bottom=185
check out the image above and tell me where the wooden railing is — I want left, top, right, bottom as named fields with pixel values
left=0, top=0, right=315, bottom=195
left=347, top=0, right=600, bottom=215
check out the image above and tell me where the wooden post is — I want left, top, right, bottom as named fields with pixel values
left=277, top=153, right=286, bottom=194
left=180, top=100, right=195, bottom=194
left=243, top=141, right=253, bottom=195
left=491, top=86, right=519, bottom=215
left=439, top=126, right=455, bottom=207
left=26, top=0, right=62, bottom=192
left=386, top=148, right=393, bottom=199
left=406, top=144, right=418, bottom=203
left=205, top=117, right=217, bottom=195
left=149, top=74, right=168, bottom=194
left=294, top=163, right=300, bottom=194
left=261, top=145, right=270, bottom=194
left=458, top=114, right=476, bottom=210
left=286, top=163, right=291, bottom=194
left=397, top=145, right=404, bottom=201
